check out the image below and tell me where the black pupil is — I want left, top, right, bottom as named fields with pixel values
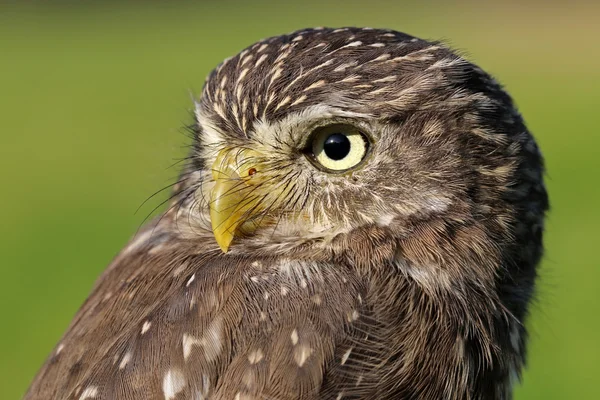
left=323, top=133, right=351, bottom=160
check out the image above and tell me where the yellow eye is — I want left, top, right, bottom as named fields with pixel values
left=309, top=124, right=369, bottom=171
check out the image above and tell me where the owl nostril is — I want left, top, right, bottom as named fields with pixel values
left=248, top=167, right=257, bottom=176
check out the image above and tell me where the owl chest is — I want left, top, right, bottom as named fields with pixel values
left=196, top=260, right=416, bottom=399
left=212, top=261, right=485, bottom=399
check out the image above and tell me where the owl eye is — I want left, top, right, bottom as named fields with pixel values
left=309, top=124, right=369, bottom=171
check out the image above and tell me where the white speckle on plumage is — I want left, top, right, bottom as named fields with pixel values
left=334, top=61, right=358, bottom=72
left=368, top=53, right=392, bottom=64
left=341, top=41, right=362, bottom=49
left=236, top=68, right=250, bottom=86
left=423, top=196, right=451, bottom=213
left=202, top=316, right=224, bottom=361
left=119, top=351, right=132, bottom=369
left=339, top=75, right=360, bottom=83
left=183, top=334, right=202, bottom=360
left=219, top=75, right=228, bottom=89
left=268, top=67, right=282, bottom=85
left=290, top=329, right=299, bottom=345
left=254, top=54, right=268, bottom=68
left=355, top=374, right=364, bottom=386
left=212, top=103, right=227, bottom=120
left=163, top=368, right=186, bottom=400
left=247, top=348, right=264, bottom=364
left=304, top=80, right=326, bottom=91
left=375, top=213, right=395, bottom=226
left=341, top=347, right=353, bottom=365
left=141, top=320, right=151, bottom=335
left=367, top=87, right=390, bottom=96
left=56, top=344, right=64, bottom=355
left=291, top=94, right=307, bottom=106
left=186, top=274, right=195, bottom=287
left=193, top=374, right=210, bottom=400
left=172, top=264, right=186, bottom=277
left=294, top=345, right=313, bottom=367
left=79, top=386, right=98, bottom=400
left=311, top=294, right=322, bottom=305
left=275, top=96, right=291, bottom=111
left=240, top=54, right=253, bottom=67
left=347, top=310, right=359, bottom=322
left=373, top=76, right=397, bottom=83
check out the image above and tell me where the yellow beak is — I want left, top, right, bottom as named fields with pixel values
left=209, top=149, right=265, bottom=253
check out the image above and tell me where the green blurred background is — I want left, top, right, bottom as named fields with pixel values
left=1, top=1, right=598, bottom=398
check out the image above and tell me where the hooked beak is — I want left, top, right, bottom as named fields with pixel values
left=209, top=148, right=265, bottom=253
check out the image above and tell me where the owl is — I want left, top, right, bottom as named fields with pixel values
left=24, top=28, right=548, bottom=400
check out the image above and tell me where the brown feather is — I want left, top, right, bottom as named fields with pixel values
left=25, top=27, right=547, bottom=400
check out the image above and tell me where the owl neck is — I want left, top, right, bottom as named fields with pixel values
left=327, top=223, right=524, bottom=398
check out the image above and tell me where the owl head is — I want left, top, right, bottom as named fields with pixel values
left=172, top=27, right=547, bottom=298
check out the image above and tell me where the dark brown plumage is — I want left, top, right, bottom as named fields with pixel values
left=25, top=27, right=548, bottom=400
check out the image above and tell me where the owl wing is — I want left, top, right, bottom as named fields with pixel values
left=24, top=222, right=377, bottom=400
